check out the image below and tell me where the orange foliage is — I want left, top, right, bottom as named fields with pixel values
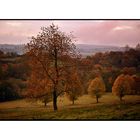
left=88, top=76, right=106, bottom=103
left=25, top=24, right=80, bottom=110
left=65, top=71, right=83, bottom=104
left=112, top=74, right=135, bottom=101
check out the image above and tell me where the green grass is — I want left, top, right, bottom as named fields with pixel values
left=0, top=94, right=140, bottom=120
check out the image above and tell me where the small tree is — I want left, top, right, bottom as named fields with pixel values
left=88, top=76, right=106, bottom=103
left=112, top=74, right=134, bottom=101
left=65, top=71, right=83, bottom=105
left=25, top=71, right=53, bottom=107
left=40, top=92, right=52, bottom=107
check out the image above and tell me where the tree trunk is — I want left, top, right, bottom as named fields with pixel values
left=119, top=96, right=122, bottom=102
left=72, top=100, right=74, bottom=105
left=44, top=101, right=47, bottom=107
left=96, top=96, right=99, bottom=103
left=53, top=46, right=58, bottom=111
left=119, top=96, right=125, bottom=104
left=53, top=90, right=57, bottom=111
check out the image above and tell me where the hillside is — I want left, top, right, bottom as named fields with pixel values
left=0, top=43, right=125, bottom=56
left=77, top=44, right=125, bottom=56
left=0, top=44, right=25, bottom=55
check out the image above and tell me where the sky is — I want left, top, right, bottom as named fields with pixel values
left=0, top=20, right=140, bottom=47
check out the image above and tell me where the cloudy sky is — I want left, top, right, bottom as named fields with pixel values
left=0, top=20, right=140, bottom=47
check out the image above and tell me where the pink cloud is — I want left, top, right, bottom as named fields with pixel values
left=73, top=20, right=140, bottom=46
left=0, top=20, right=140, bottom=46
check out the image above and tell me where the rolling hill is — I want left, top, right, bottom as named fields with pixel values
left=0, top=43, right=126, bottom=56
left=76, top=44, right=125, bottom=56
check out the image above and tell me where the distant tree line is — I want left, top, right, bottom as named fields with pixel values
left=78, top=45, right=140, bottom=93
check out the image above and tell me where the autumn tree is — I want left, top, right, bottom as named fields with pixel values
left=112, top=74, right=135, bottom=101
left=88, top=76, right=106, bottom=103
left=65, top=70, right=83, bottom=105
left=26, top=24, right=79, bottom=110
left=25, top=69, right=53, bottom=107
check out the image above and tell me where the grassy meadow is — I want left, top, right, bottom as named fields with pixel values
left=0, top=93, right=140, bottom=120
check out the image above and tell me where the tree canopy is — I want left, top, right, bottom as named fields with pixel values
left=26, top=24, right=80, bottom=110
left=65, top=70, right=83, bottom=104
left=112, top=74, right=135, bottom=101
left=88, top=76, right=106, bottom=103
